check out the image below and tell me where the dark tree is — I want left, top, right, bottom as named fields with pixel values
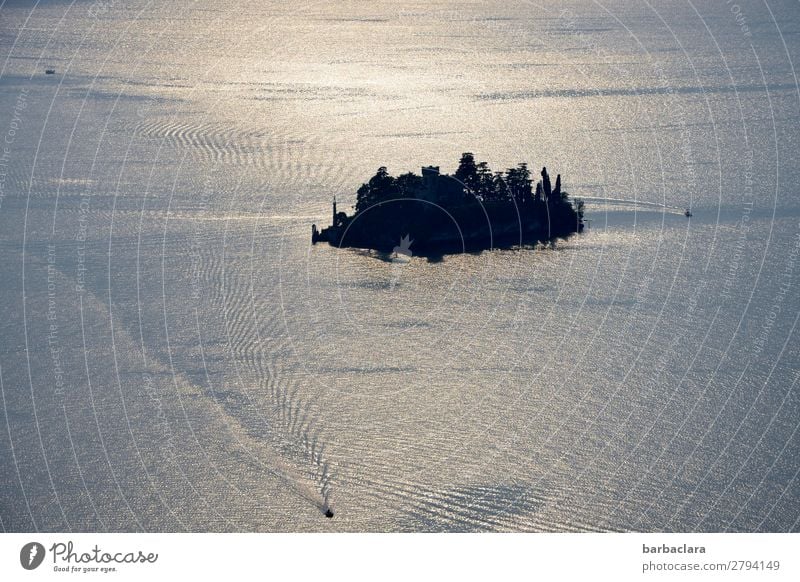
left=541, top=167, right=552, bottom=200
left=506, top=163, right=533, bottom=205
left=553, top=174, right=561, bottom=200
left=475, top=161, right=494, bottom=200
left=355, top=166, right=398, bottom=213
left=396, top=172, right=423, bottom=197
left=492, top=171, right=510, bottom=202
left=455, top=152, right=478, bottom=194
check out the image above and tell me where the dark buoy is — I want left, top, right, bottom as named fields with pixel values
left=324, top=508, right=334, bottom=518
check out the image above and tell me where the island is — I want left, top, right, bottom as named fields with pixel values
left=312, top=153, right=584, bottom=255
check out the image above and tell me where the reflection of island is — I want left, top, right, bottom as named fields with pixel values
left=312, top=153, right=584, bottom=254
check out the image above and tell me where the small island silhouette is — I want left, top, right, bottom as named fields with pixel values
left=312, top=153, right=584, bottom=255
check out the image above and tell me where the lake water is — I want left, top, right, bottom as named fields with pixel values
left=0, top=0, right=798, bottom=532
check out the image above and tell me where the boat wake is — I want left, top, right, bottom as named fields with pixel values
left=578, top=196, right=690, bottom=215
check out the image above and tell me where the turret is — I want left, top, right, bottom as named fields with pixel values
left=422, top=166, right=439, bottom=189
left=419, top=166, right=441, bottom=203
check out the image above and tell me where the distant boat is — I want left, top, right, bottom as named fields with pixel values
left=684, top=209, right=692, bottom=217
left=45, top=69, right=55, bottom=75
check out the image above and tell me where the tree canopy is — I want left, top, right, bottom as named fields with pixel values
left=355, top=154, right=570, bottom=215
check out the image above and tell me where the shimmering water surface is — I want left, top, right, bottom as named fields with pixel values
left=1, top=0, right=798, bottom=532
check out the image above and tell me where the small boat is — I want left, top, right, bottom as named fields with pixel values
left=684, top=209, right=693, bottom=217
left=45, top=69, right=55, bottom=75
